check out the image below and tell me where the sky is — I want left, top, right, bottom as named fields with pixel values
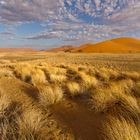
left=0, top=0, right=140, bottom=49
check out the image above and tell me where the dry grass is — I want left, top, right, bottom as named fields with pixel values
left=49, top=74, right=67, bottom=84
left=0, top=53, right=139, bottom=139
left=17, top=108, right=47, bottom=139
left=0, top=68, right=13, bottom=78
left=14, top=63, right=32, bottom=83
left=31, top=69, right=46, bottom=85
left=66, top=81, right=81, bottom=97
left=0, top=84, right=71, bottom=140
left=37, top=84, right=63, bottom=106
left=101, top=115, right=140, bottom=140
left=90, top=87, right=117, bottom=112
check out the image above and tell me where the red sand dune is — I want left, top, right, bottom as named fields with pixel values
left=48, top=37, right=140, bottom=53
left=72, top=37, right=140, bottom=53
left=0, top=48, right=37, bottom=52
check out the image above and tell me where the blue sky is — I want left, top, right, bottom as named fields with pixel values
left=0, top=0, right=140, bottom=49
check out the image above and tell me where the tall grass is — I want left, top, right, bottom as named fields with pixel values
left=37, top=84, right=63, bottom=106
left=101, top=115, right=140, bottom=140
left=0, top=60, right=139, bottom=139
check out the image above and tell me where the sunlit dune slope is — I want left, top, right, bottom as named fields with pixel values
left=48, top=37, right=140, bottom=53
left=72, top=37, right=140, bottom=53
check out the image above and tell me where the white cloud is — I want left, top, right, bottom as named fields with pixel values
left=26, top=30, right=65, bottom=40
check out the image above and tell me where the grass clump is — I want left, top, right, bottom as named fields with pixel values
left=66, top=81, right=81, bottom=97
left=101, top=115, right=140, bottom=140
left=37, top=84, right=64, bottom=106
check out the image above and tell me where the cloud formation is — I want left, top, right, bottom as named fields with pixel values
left=0, top=0, right=61, bottom=23
left=0, top=0, right=139, bottom=23
left=0, top=0, right=140, bottom=45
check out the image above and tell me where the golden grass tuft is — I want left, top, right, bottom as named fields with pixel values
left=0, top=93, right=22, bottom=139
left=31, top=68, right=47, bottom=85
left=95, top=67, right=120, bottom=81
left=0, top=68, right=13, bottom=78
left=17, top=108, right=47, bottom=139
left=79, top=72, right=98, bottom=88
left=101, top=115, right=140, bottom=140
left=66, top=81, right=81, bottom=97
left=124, top=71, right=140, bottom=81
left=90, top=86, right=117, bottom=112
left=14, top=63, right=32, bottom=82
left=49, top=74, right=67, bottom=83
left=37, top=84, right=64, bottom=106
left=66, top=67, right=82, bottom=82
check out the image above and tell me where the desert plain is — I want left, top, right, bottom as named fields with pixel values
left=0, top=46, right=139, bottom=140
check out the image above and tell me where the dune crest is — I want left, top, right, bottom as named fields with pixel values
left=48, top=37, right=140, bottom=53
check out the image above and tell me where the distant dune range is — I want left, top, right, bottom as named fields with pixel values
left=47, top=45, right=75, bottom=52
left=0, top=48, right=37, bottom=52
left=48, top=37, right=140, bottom=53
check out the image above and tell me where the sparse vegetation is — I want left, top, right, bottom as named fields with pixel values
left=0, top=52, right=139, bottom=139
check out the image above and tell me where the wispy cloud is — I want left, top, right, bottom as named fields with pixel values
left=26, top=31, right=65, bottom=40
left=0, top=31, right=14, bottom=35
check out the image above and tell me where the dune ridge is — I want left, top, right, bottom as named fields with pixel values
left=73, top=37, right=140, bottom=53
left=48, top=37, right=140, bottom=53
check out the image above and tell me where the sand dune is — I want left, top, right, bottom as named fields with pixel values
left=48, top=37, right=140, bottom=53
left=72, top=37, right=140, bottom=53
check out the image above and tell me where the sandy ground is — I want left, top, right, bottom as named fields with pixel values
left=51, top=98, right=102, bottom=140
